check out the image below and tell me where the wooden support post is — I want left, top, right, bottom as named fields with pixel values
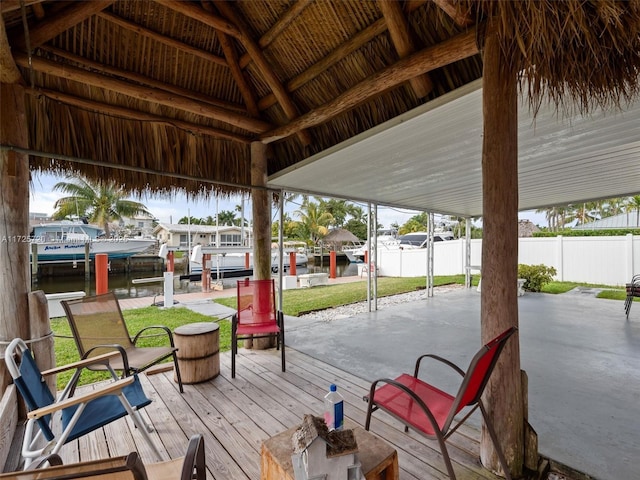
left=84, top=242, right=91, bottom=281
left=251, top=142, right=271, bottom=280
left=329, top=251, right=337, bottom=279
left=0, top=83, right=30, bottom=391
left=289, top=251, right=296, bottom=276
left=201, top=253, right=211, bottom=292
left=480, top=29, right=524, bottom=478
left=95, top=254, right=109, bottom=294
left=167, top=250, right=174, bottom=272
left=28, top=291, right=55, bottom=393
left=31, top=243, right=38, bottom=283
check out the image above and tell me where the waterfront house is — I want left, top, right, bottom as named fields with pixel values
left=153, top=223, right=250, bottom=249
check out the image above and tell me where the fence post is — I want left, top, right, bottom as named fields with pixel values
left=555, top=235, right=564, bottom=281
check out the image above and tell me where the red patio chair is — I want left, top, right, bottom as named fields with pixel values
left=232, top=279, right=285, bottom=378
left=364, top=327, right=517, bottom=480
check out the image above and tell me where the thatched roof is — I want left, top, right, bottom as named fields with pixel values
left=1, top=1, right=639, bottom=201
left=322, top=228, right=360, bottom=244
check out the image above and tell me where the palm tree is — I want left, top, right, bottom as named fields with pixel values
left=294, top=198, right=334, bottom=243
left=52, top=176, right=151, bottom=237
left=626, top=195, right=640, bottom=227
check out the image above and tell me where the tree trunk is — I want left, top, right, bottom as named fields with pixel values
left=251, top=141, right=271, bottom=280
left=0, top=82, right=31, bottom=391
left=480, top=31, right=524, bottom=477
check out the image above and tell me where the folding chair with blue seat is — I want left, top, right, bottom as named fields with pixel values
left=5, top=338, right=163, bottom=469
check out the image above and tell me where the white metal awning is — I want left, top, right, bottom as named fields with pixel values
left=268, top=79, right=640, bottom=217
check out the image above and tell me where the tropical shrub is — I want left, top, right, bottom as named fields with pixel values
left=518, top=264, right=557, bottom=292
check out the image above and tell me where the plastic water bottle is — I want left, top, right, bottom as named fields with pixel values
left=324, top=384, right=344, bottom=431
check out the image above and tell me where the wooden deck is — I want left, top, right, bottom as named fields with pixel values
left=8, top=348, right=502, bottom=480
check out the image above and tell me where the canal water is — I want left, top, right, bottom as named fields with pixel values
left=32, top=261, right=360, bottom=300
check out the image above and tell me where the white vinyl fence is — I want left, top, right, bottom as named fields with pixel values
left=376, top=234, right=640, bottom=286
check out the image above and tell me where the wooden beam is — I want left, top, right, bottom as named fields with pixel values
left=218, top=31, right=260, bottom=118
left=256, top=0, right=425, bottom=111
left=0, top=0, right=43, bottom=14
left=432, top=0, right=474, bottom=27
left=0, top=17, right=22, bottom=83
left=40, top=46, right=245, bottom=113
left=261, top=28, right=478, bottom=143
left=260, top=0, right=313, bottom=48
left=238, top=0, right=314, bottom=68
left=97, top=11, right=227, bottom=67
left=378, top=0, right=433, bottom=98
left=214, top=0, right=312, bottom=146
left=155, top=0, right=241, bottom=38
left=13, top=52, right=272, bottom=133
left=480, top=28, right=523, bottom=478
left=11, top=0, right=115, bottom=50
left=25, top=87, right=251, bottom=144
left=198, top=1, right=260, bottom=118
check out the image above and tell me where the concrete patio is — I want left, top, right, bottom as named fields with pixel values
left=283, top=287, right=640, bottom=480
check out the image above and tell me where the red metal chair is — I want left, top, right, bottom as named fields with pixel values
left=364, top=327, right=517, bottom=480
left=232, top=279, right=285, bottom=378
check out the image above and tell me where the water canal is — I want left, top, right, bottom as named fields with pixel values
left=32, top=261, right=359, bottom=300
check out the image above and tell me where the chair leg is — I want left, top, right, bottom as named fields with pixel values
left=231, top=326, right=237, bottom=379
left=434, top=432, right=457, bottom=480
left=280, top=312, right=286, bottom=373
left=118, top=393, right=163, bottom=462
left=173, top=351, right=184, bottom=393
left=478, top=401, right=513, bottom=480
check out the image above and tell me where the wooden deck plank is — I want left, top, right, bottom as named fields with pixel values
left=7, top=348, right=501, bottom=480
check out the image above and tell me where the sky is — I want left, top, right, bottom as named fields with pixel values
left=30, top=171, right=547, bottom=229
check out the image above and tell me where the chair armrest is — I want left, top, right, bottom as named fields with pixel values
left=364, top=377, right=442, bottom=434
left=414, top=354, right=465, bottom=378
left=27, top=376, right=135, bottom=420
left=181, top=434, right=206, bottom=480
left=40, top=351, right=122, bottom=377
left=24, top=453, right=64, bottom=469
left=132, top=325, right=176, bottom=347
left=83, top=344, right=131, bottom=374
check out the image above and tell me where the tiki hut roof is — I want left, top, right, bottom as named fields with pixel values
left=1, top=1, right=639, bottom=211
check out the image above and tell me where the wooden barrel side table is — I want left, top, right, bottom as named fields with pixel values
left=173, top=322, right=220, bottom=384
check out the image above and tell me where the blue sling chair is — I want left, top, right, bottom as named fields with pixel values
left=5, top=338, right=163, bottom=469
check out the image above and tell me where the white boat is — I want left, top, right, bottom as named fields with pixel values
left=30, top=221, right=156, bottom=261
left=343, top=231, right=453, bottom=263
left=189, top=244, right=308, bottom=274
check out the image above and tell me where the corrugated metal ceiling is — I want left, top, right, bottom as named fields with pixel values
left=269, top=79, right=640, bottom=217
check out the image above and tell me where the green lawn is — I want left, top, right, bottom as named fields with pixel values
left=216, top=275, right=472, bottom=316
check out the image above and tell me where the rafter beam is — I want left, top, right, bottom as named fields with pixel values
left=13, top=52, right=272, bottom=133
left=261, top=28, right=478, bottom=143
left=97, top=12, right=227, bottom=67
left=378, top=0, right=433, bottom=98
left=0, top=0, right=43, bottom=14
left=154, top=0, right=241, bottom=38
left=40, top=46, right=246, bottom=113
left=432, top=0, right=474, bottom=27
left=260, top=0, right=313, bottom=48
left=217, top=32, right=260, bottom=118
left=25, top=87, right=250, bottom=144
left=258, top=17, right=387, bottom=111
left=213, top=0, right=312, bottom=146
left=256, top=0, right=425, bottom=111
left=199, top=1, right=260, bottom=118
left=11, top=0, right=115, bottom=51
